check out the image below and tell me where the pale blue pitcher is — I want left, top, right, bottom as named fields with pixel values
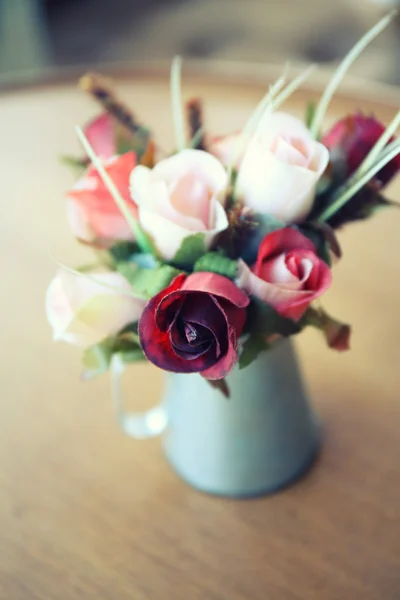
left=112, top=339, right=319, bottom=498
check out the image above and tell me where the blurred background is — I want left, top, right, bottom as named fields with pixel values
left=1, top=0, right=400, bottom=88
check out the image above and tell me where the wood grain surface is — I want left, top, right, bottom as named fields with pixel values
left=1, top=66, right=400, bottom=600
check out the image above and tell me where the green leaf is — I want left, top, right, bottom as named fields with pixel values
left=130, top=253, right=158, bottom=269
left=116, top=348, right=145, bottom=364
left=82, top=339, right=113, bottom=380
left=239, top=334, right=269, bottom=370
left=205, top=378, right=230, bottom=398
left=59, top=154, right=88, bottom=177
left=246, top=297, right=301, bottom=337
left=109, top=241, right=140, bottom=264
left=194, top=252, right=238, bottom=280
left=117, top=262, right=181, bottom=298
left=113, top=329, right=141, bottom=349
left=116, top=126, right=153, bottom=162
left=170, top=233, right=206, bottom=269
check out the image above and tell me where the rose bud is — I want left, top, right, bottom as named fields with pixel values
left=212, top=112, right=329, bottom=223
left=322, top=113, right=400, bottom=186
left=139, top=272, right=249, bottom=380
left=67, top=152, right=138, bottom=246
left=46, top=270, right=145, bottom=348
left=130, top=149, right=229, bottom=261
left=237, top=228, right=331, bottom=321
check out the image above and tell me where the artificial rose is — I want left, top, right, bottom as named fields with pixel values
left=84, top=113, right=116, bottom=159
left=130, top=149, right=229, bottom=260
left=138, top=272, right=249, bottom=379
left=213, top=112, right=329, bottom=223
left=322, top=113, right=400, bottom=186
left=211, top=132, right=242, bottom=167
left=67, top=152, right=138, bottom=246
left=237, top=228, right=331, bottom=321
left=46, top=270, right=145, bottom=348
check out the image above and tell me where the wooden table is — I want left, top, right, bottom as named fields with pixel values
left=1, top=65, right=400, bottom=600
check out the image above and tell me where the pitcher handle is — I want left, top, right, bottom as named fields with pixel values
left=111, top=354, right=168, bottom=439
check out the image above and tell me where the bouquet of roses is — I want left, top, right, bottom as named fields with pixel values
left=46, top=15, right=399, bottom=396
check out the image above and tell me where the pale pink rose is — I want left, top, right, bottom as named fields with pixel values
left=210, top=132, right=242, bottom=166
left=46, top=270, right=145, bottom=348
left=67, top=152, right=138, bottom=246
left=236, top=228, right=331, bottom=321
left=130, top=149, right=229, bottom=260
left=213, top=112, right=329, bottom=223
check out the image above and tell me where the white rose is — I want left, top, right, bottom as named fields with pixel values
left=45, top=270, right=145, bottom=348
left=214, top=112, right=329, bottom=223
left=130, top=149, right=229, bottom=260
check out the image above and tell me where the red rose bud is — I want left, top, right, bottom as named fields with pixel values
left=138, top=273, right=249, bottom=380
left=322, top=113, right=400, bottom=187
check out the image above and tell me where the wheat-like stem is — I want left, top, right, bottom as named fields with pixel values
left=317, top=140, right=400, bottom=222
left=310, top=11, right=397, bottom=138
left=170, top=56, right=186, bottom=151
left=271, top=64, right=317, bottom=111
left=356, top=110, right=400, bottom=176
left=75, top=126, right=140, bottom=240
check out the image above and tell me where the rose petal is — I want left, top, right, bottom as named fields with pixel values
left=180, top=294, right=227, bottom=357
left=84, top=113, right=116, bottom=159
left=130, top=150, right=229, bottom=260
left=237, top=143, right=327, bottom=222
left=46, top=270, right=145, bottom=348
left=169, top=173, right=212, bottom=227
left=181, top=272, right=250, bottom=308
left=271, top=136, right=309, bottom=168
left=255, top=228, right=316, bottom=272
left=238, top=258, right=331, bottom=320
left=255, top=111, right=310, bottom=141
left=259, top=254, right=301, bottom=288
left=200, top=298, right=244, bottom=380
left=139, top=275, right=220, bottom=373
left=236, top=111, right=330, bottom=223
left=67, top=152, right=138, bottom=243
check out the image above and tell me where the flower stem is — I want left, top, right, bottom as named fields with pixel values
left=356, top=110, right=400, bottom=176
left=170, top=56, right=186, bottom=151
left=310, top=11, right=397, bottom=138
left=317, top=141, right=400, bottom=222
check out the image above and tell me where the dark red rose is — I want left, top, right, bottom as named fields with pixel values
left=139, top=272, right=249, bottom=379
left=322, top=113, right=400, bottom=186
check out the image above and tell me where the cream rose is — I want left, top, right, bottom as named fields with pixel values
left=214, top=112, right=329, bottom=223
left=46, top=270, right=145, bottom=348
left=129, top=149, right=229, bottom=260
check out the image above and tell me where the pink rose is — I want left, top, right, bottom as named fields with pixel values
left=237, top=228, right=332, bottom=321
left=130, top=149, right=229, bottom=260
left=84, top=113, right=116, bottom=159
left=67, top=152, right=138, bottom=246
left=213, top=112, right=329, bottom=223
left=46, top=270, right=145, bottom=349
